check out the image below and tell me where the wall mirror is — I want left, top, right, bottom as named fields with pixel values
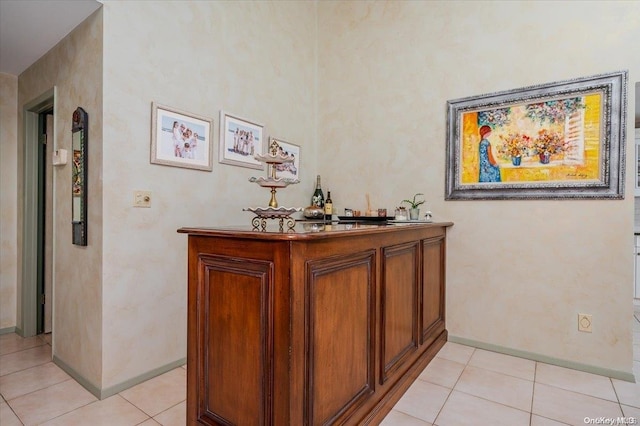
left=72, top=107, right=88, bottom=246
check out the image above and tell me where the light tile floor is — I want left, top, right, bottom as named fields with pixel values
left=2, top=316, right=640, bottom=426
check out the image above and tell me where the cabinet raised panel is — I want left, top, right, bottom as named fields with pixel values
left=196, top=255, right=274, bottom=425
left=380, top=242, right=419, bottom=385
left=304, top=251, right=376, bottom=425
left=421, top=236, right=446, bottom=346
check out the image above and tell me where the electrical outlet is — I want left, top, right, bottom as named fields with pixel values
left=578, top=313, right=592, bottom=333
left=133, top=191, right=151, bottom=208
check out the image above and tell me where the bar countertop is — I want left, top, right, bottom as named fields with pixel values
left=178, top=220, right=454, bottom=240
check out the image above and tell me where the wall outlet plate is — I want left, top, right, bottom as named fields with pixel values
left=578, top=313, right=592, bottom=333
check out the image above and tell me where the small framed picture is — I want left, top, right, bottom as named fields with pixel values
left=150, top=103, right=213, bottom=171
left=219, top=111, right=264, bottom=169
left=269, top=137, right=300, bottom=180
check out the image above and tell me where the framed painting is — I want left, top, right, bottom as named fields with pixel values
left=150, top=103, right=213, bottom=171
left=445, top=70, right=627, bottom=200
left=219, top=111, right=264, bottom=170
left=268, top=137, right=300, bottom=180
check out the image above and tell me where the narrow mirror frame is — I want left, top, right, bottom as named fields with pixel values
left=72, top=107, right=88, bottom=246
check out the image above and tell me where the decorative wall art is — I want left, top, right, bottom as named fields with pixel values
left=445, top=70, right=627, bottom=200
left=219, top=111, right=264, bottom=170
left=150, top=103, right=213, bottom=171
left=268, top=137, right=300, bottom=180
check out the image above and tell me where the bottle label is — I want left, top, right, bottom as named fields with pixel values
left=325, top=203, right=333, bottom=214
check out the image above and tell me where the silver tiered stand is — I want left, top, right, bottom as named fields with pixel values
left=244, top=141, right=301, bottom=231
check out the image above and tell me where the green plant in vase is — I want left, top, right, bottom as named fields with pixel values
left=401, top=193, right=425, bottom=220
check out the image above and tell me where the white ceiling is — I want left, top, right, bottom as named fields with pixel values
left=0, top=0, right=637, bottom=126
left=0, top=0, right=102, bottom=75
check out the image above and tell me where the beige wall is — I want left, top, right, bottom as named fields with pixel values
left=17, top=9, right=104, bottom=387
left=317, top=0, right=639, bottom=376
left=5, top=0, right=638, bottom=397
left=100, top=0, right=316, bottom=390
left=0, top=73, right=18, bottom=330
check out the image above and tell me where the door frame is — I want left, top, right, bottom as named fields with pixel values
left=21, top=88, right=55, bottom=337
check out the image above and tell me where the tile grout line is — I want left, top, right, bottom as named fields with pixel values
left=3, top=400, right=24, bottom=426
left=117, top=392, right=158, bottom=419
left=148, top=398, right=185, bottom=422
left=431, top=346, right=477, bottom=426
left=0, top=342, right=52, bottom=378
left=387, top=408, right=432, bottom=425
left=36, top=397, right=101, bottom=425
left=435, top=356, right=541, bottom=414
left=0, top=343, right=49, bottom=360
left=533, top=380, right=625, bottom=406
left=4, top=377, right=76, bottom=403
left=1, top=341, right=96, bottom=425
left=609, top=376, right=625, bottom=417
left=447, top=387, right=532, bottom=418
left=433, top=351, right=620, bottom=425
left=529, top=361, right=538, bottom=426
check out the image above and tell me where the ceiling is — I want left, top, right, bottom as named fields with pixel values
left=0, top=0, right=102, bottom=75
left=0, top=0, right=637, bottom=126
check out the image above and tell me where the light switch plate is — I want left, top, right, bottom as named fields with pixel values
left=52, top=149, right=68, bottom=166
left=133, top=191, right=151, bottom=208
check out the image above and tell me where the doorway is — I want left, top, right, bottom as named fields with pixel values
left=21, top=89, right=54, bottom=338
left=40, top=111, right=54, bottom=334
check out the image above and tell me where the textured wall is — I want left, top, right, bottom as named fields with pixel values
left=17, top=9, right=104, bottom=386
left=0, top=72, right=18, bottom=330
left=6, top=0, right=637, bottom=395
left=317, top=0, right=638, bottom=374
left=100, top=0, right=316, bottom=388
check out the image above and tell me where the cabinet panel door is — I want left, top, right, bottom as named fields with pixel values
left=421, top=236, right=446, bottom=345
left=380, top=242, right=420, bottom=384
left=305, top=251, right=376, bottom=425
left=196, top=255, right=274, bottom=426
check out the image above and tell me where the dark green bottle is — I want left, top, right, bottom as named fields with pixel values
left=311, top=175, right=324, bottom=208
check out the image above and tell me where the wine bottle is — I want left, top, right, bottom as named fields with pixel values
left=311, top=175, right=324, bottom=208
left=324, top=190, right=333, bottom=220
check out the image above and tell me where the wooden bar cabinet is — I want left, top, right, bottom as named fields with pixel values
left=178, top=221, right=452, bottom=425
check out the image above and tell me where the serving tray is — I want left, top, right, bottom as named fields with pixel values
left=337, top=216, right=394, bottom=222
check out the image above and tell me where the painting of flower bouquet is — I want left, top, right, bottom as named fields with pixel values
left=497, top=128, right=575, bottom=167
left=445, top=71, right=627, bottom=200
left=532, top=129, right=571, bottom=164
left=497, top=133, right=532, bottom=165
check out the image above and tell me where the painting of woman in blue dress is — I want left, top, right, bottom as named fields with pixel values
left=478, top=125, right=501, bottom=182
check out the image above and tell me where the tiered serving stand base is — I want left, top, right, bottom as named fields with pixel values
left=243, top=206, right=302, bottom=231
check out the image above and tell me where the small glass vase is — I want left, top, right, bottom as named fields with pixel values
left=409, top=208, right=420, bottom=220
left=394, top=208, right=408, bottom=221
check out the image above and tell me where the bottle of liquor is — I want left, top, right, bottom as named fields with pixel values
left=324, top=190, right=333, bottom=221
left=311, top=175, right=324, bottom=208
